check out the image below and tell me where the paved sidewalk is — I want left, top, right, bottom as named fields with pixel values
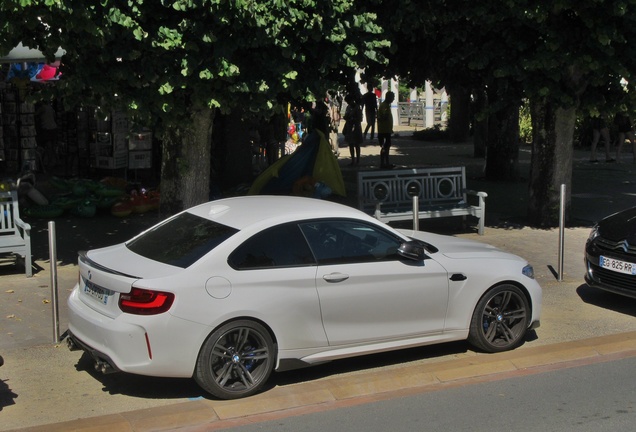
left=7, top=332, right=636, bottom=432
left=2, top=128, right=636, bottom=431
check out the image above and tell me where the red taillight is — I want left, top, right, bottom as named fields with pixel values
left=119, top=288, right=175, bottom=315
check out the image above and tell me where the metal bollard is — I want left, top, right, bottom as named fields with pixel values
left=412, top=196, right=419, bottom=231
left=558, top=184, right=566, bottom=281
left=48, top=221, right=60, bottom=343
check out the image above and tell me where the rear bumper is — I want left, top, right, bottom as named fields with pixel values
left=67, top=287, right=207, bottom=378
left=66, top=329, right=120, bottom=373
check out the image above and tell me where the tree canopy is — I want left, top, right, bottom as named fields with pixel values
left=2, top=0, right=388, bottom=126
left=2, top=0, right=389, bottom=211
left=5, top=1, right=636, bottom=223
left=372, top=0, right=636, bottom=113
left=368, top=0, right=636, bottom=225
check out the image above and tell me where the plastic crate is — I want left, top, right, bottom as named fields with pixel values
left=129, top=132, right=152, bottom=150
left=94, top=152, right=128, bottom=169
left=129, top=150, right=152, bottom=169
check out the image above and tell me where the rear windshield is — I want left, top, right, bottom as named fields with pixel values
left=126, top=212, right=238, bottom=268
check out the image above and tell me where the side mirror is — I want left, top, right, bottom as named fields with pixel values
left=397, top=241, right=425, bottom=261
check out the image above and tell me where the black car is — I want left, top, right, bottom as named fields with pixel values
left=585, top=206, right=636, bottom=298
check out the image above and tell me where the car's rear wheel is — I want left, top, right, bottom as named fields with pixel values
left=195, top=320, right=275, bottom=399
left=468, top=284, right=530, bottom=353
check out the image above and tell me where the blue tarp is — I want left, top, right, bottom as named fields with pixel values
left=248, top=130, right=345, bottom=197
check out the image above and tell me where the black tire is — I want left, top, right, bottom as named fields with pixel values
left=468, top=284, right=530, bottom=353
left=194, top=320, right=275, bottom=399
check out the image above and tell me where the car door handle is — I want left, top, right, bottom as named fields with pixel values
left=323, top=273, right=350, bottom=283
left=450, top=273, right=467, bottom=281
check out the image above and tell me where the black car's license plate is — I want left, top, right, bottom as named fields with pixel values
left=599, top=255, right=636, bottom=275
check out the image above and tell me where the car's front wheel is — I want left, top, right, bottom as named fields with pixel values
left=468, top=284, right=530, bottom=353
left=195, top=320, right=275, bottom=399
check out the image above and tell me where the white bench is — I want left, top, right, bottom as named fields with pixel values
left=0, top=190, right=33, bottom=276
left=357, top=166, right=488, bottom=235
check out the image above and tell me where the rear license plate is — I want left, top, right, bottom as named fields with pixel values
left=599, top=255, right=636, bottom=276
left=83, top=280, right=113, bottom=305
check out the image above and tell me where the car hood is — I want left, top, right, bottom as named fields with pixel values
left=85, top=243, right=183, bottom=279
left=398, top=229, right=526, bottom=262
left=597, top=207, right=636, bottom=242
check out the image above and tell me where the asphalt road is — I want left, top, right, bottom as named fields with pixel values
left=220, top=357, right=636, bottom=432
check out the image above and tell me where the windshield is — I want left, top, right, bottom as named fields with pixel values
left=126, top=212, right=238, bottom=268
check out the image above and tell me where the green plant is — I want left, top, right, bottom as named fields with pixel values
left=519, top=100, right=532, bottom=144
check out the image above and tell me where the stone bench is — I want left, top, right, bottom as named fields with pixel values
left=357, top=166, right=487, bottom=235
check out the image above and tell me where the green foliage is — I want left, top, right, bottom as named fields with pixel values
left=519, top=100, right=532, bottom=144
left=397, top=81, right=411, bottom=102
left=370, top=0, right=636, bottom=118
left=2, top=0, right=389, bottom=134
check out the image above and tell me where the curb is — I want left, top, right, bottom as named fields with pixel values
left=11, top=331, right=636, bottom=432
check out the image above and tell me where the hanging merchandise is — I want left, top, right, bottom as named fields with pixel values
left=34, top=62, right=61, bottom=81
left=90, top=110, right=129, bottom=170
left=6, top=63, right=41, bottom=80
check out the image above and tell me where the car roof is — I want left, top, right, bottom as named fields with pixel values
left=185, top=195, right=373, bottom=230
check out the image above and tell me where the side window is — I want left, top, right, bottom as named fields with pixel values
left=228, top=223, right=316, bottom=270
left=299, top=220, right=402, bottom=265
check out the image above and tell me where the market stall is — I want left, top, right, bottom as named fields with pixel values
left=1, top=43, right=156, bottom=179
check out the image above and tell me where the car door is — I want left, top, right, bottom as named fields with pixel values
left=227, top=222, right=327, bottom=349
left=299, top=220, right=449, bottom=345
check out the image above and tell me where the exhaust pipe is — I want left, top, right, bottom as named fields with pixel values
left=65, top=331, right=119, bottom=374
left=66, top=337, right=79, bottom=351
left=94, top=359, right=116, bottom=374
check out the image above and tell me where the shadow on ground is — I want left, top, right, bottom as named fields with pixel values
left=74, top=352, right=204, bottom=400
left=70, top=331, right=537, bottom=402
left=576, top=284, right=636, bottom=317
left=0, top=379, right=18, bottom=412
left=70, top=340, right=471, bottom=401
left=28, top=212, right=163, bottom=265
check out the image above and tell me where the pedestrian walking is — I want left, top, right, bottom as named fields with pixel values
left=343, top=92, right=363, bottom=165
left=589, top=115, right=613, bottom=163
left=378, top=91, right=395, bottom=168
left=614, top=111, right=636, bottom=163
left=327, top=90, right=342, bottom=157
left=362, top=87, right=377, bottom=140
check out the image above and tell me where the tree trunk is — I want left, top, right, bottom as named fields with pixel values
left=484, top=102, right=520, bottom=181
left=527, top=100, right=576, bottom=227
left=472, top=89, right=487, bottom=158
left=447, top=84, right=471, bottom=143
left=159, top=108, right=215, bottom=216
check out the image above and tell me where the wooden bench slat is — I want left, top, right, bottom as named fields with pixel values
left=0, top=190, right=33, bottom=276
